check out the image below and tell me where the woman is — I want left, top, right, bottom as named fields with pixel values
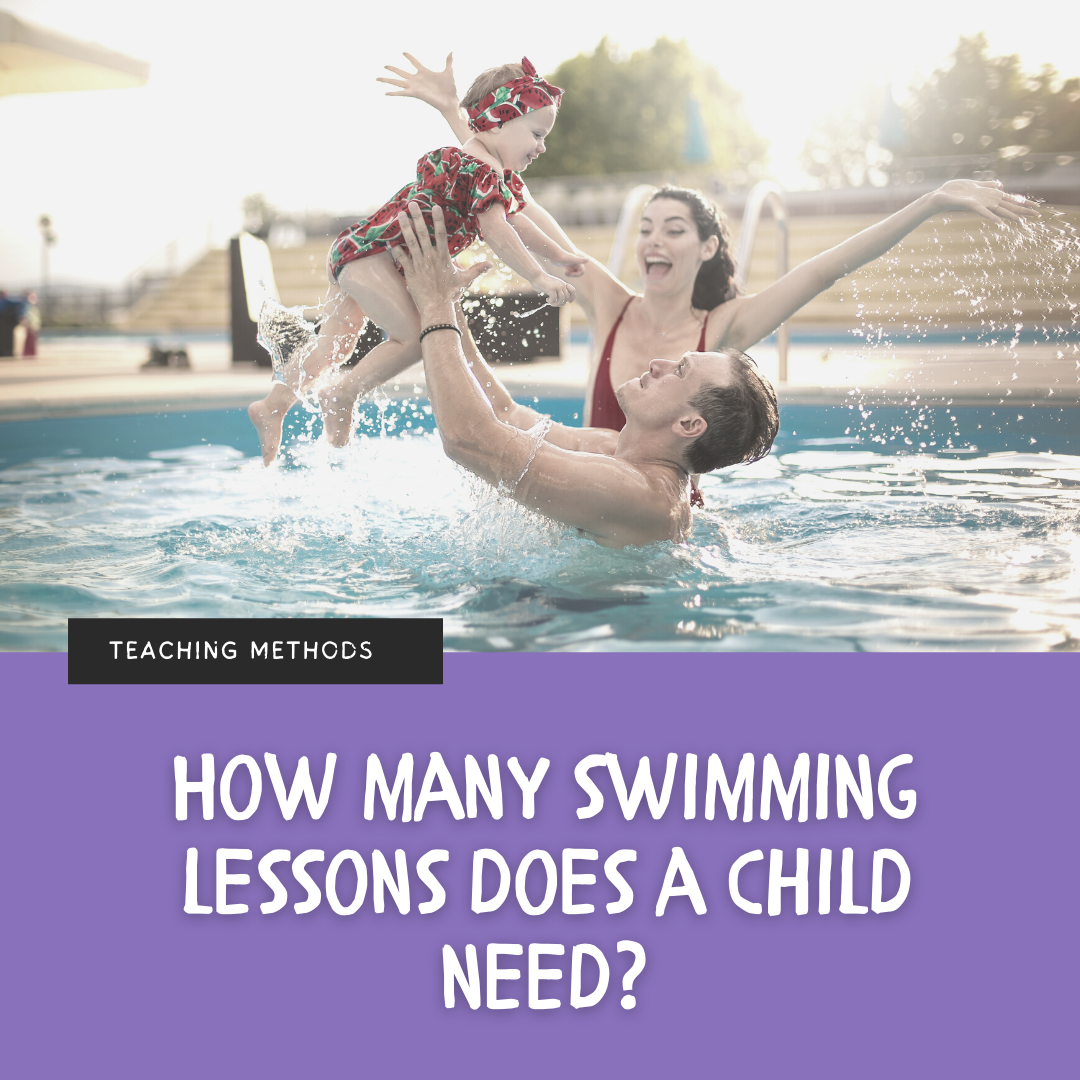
left=379, top=52, right=1036, bottom=429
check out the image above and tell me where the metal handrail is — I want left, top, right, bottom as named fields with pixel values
left=734, top=181, right=790, bottom=382
left=607, top=184, right=658, bottom=275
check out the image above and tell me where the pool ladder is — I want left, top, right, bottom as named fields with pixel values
left=608, top=180, right=790, bottom=382
left=733, top=181, right=790, bottom=382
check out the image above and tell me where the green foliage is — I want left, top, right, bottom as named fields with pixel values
left=800, top=81, right=894, bottom=188
left=527, top=38, right=767, bottom=179
left=801, top=34, right=1080, bottom=187
left=904, top=33, right=1080, bottom=158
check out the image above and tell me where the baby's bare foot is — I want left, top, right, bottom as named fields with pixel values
left=317, top=373, right=359, bottom=448
left=248, top=383, right=297, bottom=465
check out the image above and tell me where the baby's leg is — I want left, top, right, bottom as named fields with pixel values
left=248, top=287, right=365, bottom=465
left=319, top=253, right=422, bottom=448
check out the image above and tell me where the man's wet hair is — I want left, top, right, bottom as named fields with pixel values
left=684, top=350, right=779, bottom=474
left=461, top=64, right=526, bottom=110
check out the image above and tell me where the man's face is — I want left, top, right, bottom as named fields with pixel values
left=616, top=352, right=734, bottom=429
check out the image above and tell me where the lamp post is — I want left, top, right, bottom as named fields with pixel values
left=38, top=214, right=57, bottom=325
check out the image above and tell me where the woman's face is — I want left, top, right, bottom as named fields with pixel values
left=635, top=197, right=719, bottom=299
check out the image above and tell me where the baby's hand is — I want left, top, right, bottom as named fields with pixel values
left=377, top=52, right=458, bottom=113
left=533, top=274, right=576, bottom=307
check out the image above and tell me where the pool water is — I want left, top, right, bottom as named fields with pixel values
left=1, top=400, right=1078, bottom=652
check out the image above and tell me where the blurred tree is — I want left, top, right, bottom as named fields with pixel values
left=527, top=38, right=767, bottom=180
left=800, top=81, right=895, bottom=188
left=801, top=34, right=1080, bottom=187
left=904, top=34, right=1079, bottom=159
left=241, top=193, right=274, bottom=238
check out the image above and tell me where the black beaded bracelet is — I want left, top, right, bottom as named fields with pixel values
left=419, top=323, right=462, bottom=343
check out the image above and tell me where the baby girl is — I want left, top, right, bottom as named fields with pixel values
left=249, top=57, right=584, bottom=465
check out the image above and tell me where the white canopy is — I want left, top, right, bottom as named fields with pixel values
left=0, top=10, right=149, bottom=96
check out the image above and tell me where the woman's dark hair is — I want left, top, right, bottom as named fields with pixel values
left=647, top=186, right=736, bottom=310
left=461, top=63, right=525, bottom=110
left=684, top=349, right=779, bottom=474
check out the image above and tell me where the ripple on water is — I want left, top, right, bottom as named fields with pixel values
left=1, top=435, right=1079, bottom=651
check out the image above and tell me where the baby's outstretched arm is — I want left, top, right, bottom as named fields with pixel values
left=477, top=205, right=576, bottom=306
left=510, top=213, right=587, bottom=277
left=377, top=53, right=471, bottom=143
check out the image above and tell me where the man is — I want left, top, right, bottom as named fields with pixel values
left=392, top=202, right=779, bottom=548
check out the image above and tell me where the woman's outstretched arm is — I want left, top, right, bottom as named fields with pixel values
left=718, top=180, right=1039, bottom=353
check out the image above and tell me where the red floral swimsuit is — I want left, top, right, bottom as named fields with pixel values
left=328, top=147, right=526, bottom=280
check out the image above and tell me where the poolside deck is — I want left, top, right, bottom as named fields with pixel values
left=0, top=332, right=1076, bottom=423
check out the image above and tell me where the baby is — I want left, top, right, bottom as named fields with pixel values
left=249, top=57, right=585, bottom=465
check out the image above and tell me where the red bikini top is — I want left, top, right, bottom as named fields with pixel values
left=589, top=298, right=710, bottom=430
left=589, top=298, right=708, bottom=508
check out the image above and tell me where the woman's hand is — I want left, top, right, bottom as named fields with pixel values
left=531, top=273, right=577, bottom=307
left=553, top=251, right=589, bottom=277
left=929, top=179, right=1041, bottom=224
left=377, top=52, right=459, bottom=114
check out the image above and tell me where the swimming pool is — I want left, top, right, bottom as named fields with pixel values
left=2, top=396, right=1077, bottom=652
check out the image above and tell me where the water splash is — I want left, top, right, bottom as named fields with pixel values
left=3, top=431, right=1078, bottom=651
left=257, top=293, right=367, bottom=412
left=511, top=302, right=550, bottom=319
left=835, top=207, right=1080, bottom=451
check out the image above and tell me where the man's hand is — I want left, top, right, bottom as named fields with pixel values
left=391, top=203, right=490, bottom=317
left=377, top=52, right=458, bottom=114
left=929, top=179, right=1040, bottom=224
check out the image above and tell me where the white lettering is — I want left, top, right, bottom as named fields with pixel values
left=606, top=753, right=678, bottom=820
left=364, top=753, right=413, bottom=822
left=216, top=848, right=251, bottom=914
left=471, top=849, right=510, bottom=914
left=760, top=753, right=809, bottom=822
left=183, top=847, right=212, bottom=914
left=705, top=753, right=755, bottom=822
left=573, top=754, right=608, bottom=819
left=655, top=846, right=707, bottom=916
left=728, top=849, right=764, bottom=915
left=174, top=753, right=215, bottom=820
left=872, top=849, right=911, bottom=913
left=507, top=756, right=549, bottom=819
left=878, top=755, right=917, bottom=818
left=768, top=847, right=809, bottom=915
left=326, top=850, right=368, bottom=915
left=264, top=752, right=337, bottom=820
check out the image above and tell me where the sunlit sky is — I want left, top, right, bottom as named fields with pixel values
left=1, top=0, right=1077, bottom=286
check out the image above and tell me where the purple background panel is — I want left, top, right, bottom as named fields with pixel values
left=1, top=653, right=1076, bottom=1079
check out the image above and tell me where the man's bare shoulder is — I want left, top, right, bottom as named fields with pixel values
left=542, top=424, right=620, bottom=455
left=514, top=441, right=691, bottom=546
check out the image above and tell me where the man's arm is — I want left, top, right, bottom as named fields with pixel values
left=719, top=180, right=1038, bottom=352
left=394, top=202, right=676, bottom=544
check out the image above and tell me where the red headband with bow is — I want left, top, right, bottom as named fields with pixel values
left=466, top=57, right=563, bottom=133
